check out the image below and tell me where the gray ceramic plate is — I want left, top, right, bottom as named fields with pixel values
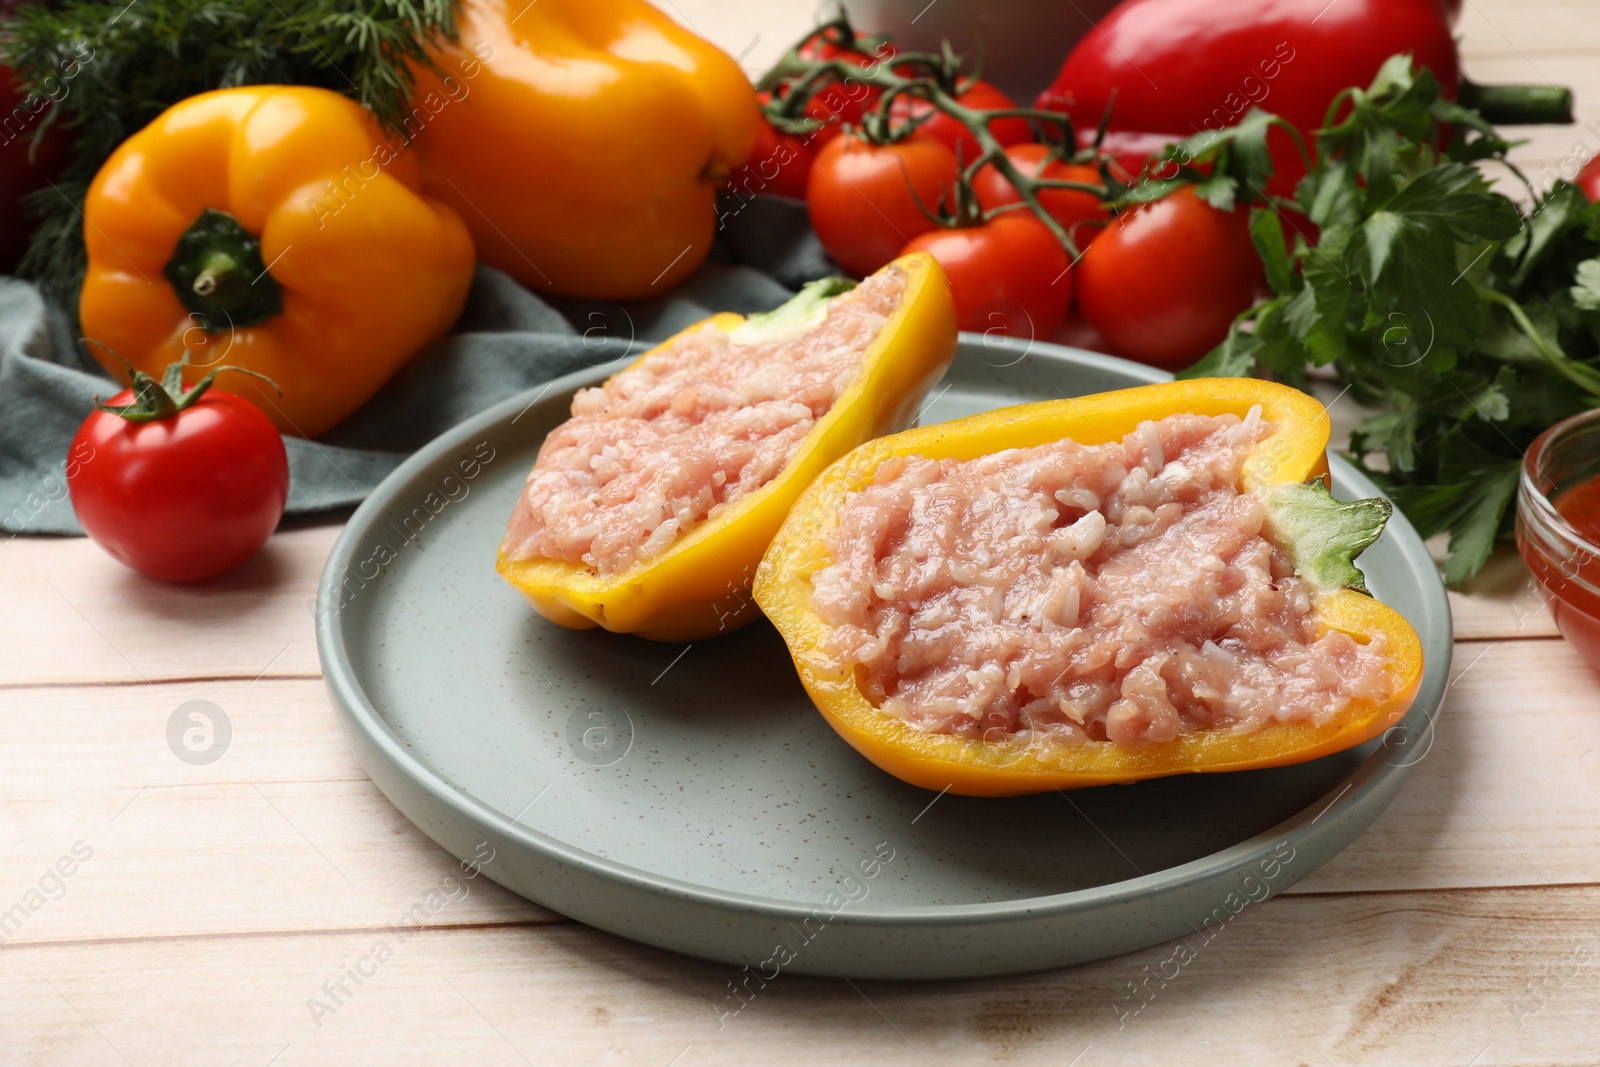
left=316, top=338, right=1451, bottom=980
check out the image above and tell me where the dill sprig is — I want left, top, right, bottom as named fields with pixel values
left=2, top=0, right=458, bottom=299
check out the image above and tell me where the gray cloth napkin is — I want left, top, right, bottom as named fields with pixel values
left=0, top=193, right=832, bottom=536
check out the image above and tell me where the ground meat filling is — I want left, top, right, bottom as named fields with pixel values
left=502, top=268, right=907, bottom=576
left=809, top=410, right=1395, bottom=750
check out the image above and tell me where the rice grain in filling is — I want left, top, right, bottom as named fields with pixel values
left=502, top=268, right=906, bottom=575
left=808, top=410, right=1394, bottom=750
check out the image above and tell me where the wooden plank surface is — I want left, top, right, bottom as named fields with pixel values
left=3, top=888, right=1600, bottom=1066
left=4, top=1, right=1600, bottom=1064
left=0, top=524, right=334, bottom=687
left=2, top=639, right=1597, bottom=946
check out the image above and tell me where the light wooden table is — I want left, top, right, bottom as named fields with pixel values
left=5, top=3, right=1600, bottom=1064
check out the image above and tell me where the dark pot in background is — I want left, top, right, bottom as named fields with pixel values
left=846, top=0, right=1123, bottom=102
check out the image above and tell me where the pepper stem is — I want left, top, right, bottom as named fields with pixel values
left=1266, top=476, right=1392, bottom=596
left=1458, top=80, right=1574, bottom=126
left=191, top=248, right=245, bottom=299
left=162, top=209, right=284, bottom=333
left=730, top=277, right=856, bottom=344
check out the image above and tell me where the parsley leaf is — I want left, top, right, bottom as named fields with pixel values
left=1183, top=55, right=1597, bottom=584
left=1572, top=259, right=1600, bottom=311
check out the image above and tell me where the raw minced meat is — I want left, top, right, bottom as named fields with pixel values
left=809, top=409, right=1394, bottom=750
left=502, top=268, right=906, bottom=575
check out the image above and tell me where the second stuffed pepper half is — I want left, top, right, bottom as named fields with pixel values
left=755, top=378, right=1424, bottom=794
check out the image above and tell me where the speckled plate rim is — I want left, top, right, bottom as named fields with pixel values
left=316, top=339, right=1451, bottom=934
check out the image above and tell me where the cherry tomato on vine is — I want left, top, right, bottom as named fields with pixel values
left=1578, top=156, right=1600, bottom=204
left=973, top=144, right=1110, bottom=241
left=802, top=80, right=878, bottom=141
left=1075, top=186, right=1263, bottom=370
left=1074, top=129, right=1181, bottom=183
left=68, top=361, right=289, bottom=582
left=797, top=32, right=896, bottom=68
left=901, top=213, right=1073, bottom=337
left=791, top=35, right=894, bottom=138
left=729, top=93, right=820, bottom=200
left=889, top=80, right=1033, bottom=162
left=807, top=130, right=960, bottom=277
left=754, top=77, right=877, bottom=157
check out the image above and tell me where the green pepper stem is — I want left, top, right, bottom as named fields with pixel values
left=1458, top=81, right=1574, bottom=126
left=162, top=209, right=283, bottom=332
left=191, top=249, right=243, bottom=299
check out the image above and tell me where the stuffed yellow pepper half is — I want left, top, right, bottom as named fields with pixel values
left=498, top=253, right=958, bottom=641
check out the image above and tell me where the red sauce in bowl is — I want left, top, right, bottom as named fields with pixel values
left=1557, top=476, right=1600, bottom=541
left=1517, top=412, right=1600, bottom=675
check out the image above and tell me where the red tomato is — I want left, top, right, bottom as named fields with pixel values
left=1075, top=186, right=1262, bottom=369
left=807, top=131, right=960, bottom=277
left=972, top=144, right=1109, bottom=242
left=1074, top=129, right=1183, bottom=183
left=68, top=379, right=289, bottom=582
left=792, top=37, right=894, bottom=140
left=1578, top=156, right=1600, bottom=203
left=902, top=213, right=1073, bottom=338
left=797, top=34, right=896, bottom=67
left=802, top=81, right=877, bottom=143
left=729, top=98, right=819, bottom=200
left=889, top=80, right=1032, bottom=163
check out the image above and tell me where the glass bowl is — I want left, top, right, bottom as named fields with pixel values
left=1516, top=407, right=1600, bottom=675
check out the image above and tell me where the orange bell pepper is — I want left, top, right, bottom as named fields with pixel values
left=497, top=252, right=958, bottom=641
left=754, top=378, right=1425, bottom=795
left=409, top=0, right=760, bottom=300
left=78, top=86, right=476, bottom=439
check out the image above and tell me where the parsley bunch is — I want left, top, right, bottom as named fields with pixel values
left=2, top=0, right=458, bottom=298
left=1176, top=55, right=1600, bottom=584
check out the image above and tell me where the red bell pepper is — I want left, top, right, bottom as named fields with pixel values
left=0, top=65, right=67, bottom=275
left=1038, top=0, right=1564, bottom=195
left=1, top=0, right=68, bottom=275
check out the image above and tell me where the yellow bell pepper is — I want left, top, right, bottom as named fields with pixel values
left=754, top=378, right=1426, bottom=795
left=78, top=86, right=476, bottom=439
left=410, top=0, right=761, bottom=300
left=497, top=252, right=958, bottom=641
